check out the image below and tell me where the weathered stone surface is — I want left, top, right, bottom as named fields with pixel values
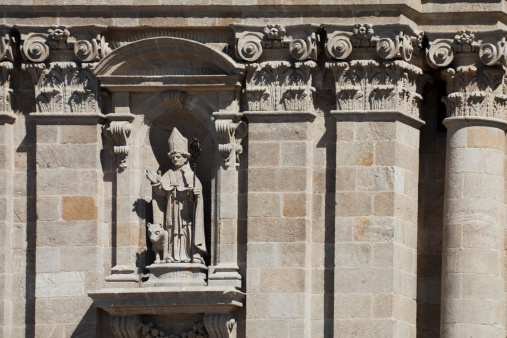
left=4, top=7, right=507, bottom=338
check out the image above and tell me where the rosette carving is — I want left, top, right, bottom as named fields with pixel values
left=427, top=40, right=454, bottom=69
left=325, top=34, right=353, bottom=60
left=22, top=33, right=50, bottom=63
left=264, top=24, right=286, bottom=40
left=237, top=32, right=263, bottom=62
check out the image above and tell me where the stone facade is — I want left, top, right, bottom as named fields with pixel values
left=2, top=2, right=507, bottom=337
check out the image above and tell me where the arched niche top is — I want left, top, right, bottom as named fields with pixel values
left=94, top=37, right=245, bottom=92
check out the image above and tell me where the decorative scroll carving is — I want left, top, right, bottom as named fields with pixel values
left=244, top=61, right=316, bottom=112
left=326, top=59, right=425, bottom=118
left=20, top=27, right=111, bottom=63
left=22, top=62, right=102, bottom=114
left=231, top=24, right=319, bottom=62
left=110, top=315, right=141, bottom=338
left=441, top=65, right=507, bottom=119
left=104, top=120, right=132, bottom=170
left=22, top=33, right=50, bottom=63
left=324, top=25, right=422, bottom=62
left=215, top=118, right=247, bottom=168
left=427, top=31, right=507, bottom=69
left=203, top=314, right=235, bottom=338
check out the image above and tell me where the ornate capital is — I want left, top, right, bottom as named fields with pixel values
left=22, top=62, right=103, bottom=114
left=427, top=31, right=507, bottom=69
left=104, top=114, right=134, bottom=171
left=323, top=24, right=423, bottom=62
left=326, top=59, right=426, bottom=118
left=19, top=26, right=111, bottom=63
left=204, top=313, right=236, bottom=338
left=231, top=24, right=319, bottom=62
left=244, top=61, right=316, bottom=112
left=214, top=113, right=247, bottom=168
left=441, top=63, right=507, bottom=119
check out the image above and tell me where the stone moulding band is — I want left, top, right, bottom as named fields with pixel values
left=442, top=115, right=507, bottom=130
left=29, top=112, right=106, bottom=124
left=330, top=110, right=425, bottom=129
left=88, top=286, right=246, bottom=316
left=243, top=110, right=316, bottom=121
left=0, top=111, right=16, bottom=124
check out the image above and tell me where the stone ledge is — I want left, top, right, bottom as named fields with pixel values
left=0, top=112, right=16, bottom=124
left=30, top=112, right=106, bottom=125
left=244, top=110, right=316, bottom=122
left=331, top=110, right=425, bottom=129
left=88, top=286, right=245, bottom=316
left=443, top=116, right=507, bottom=130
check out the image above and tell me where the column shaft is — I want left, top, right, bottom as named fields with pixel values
left=441, top=119, right=506, bottom=336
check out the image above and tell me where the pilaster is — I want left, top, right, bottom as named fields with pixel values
left=0, top=29, right=15, bottom=337
left=19, top=25, right=110, bottom=337
left=427, top=31, right=507, bottom=337
left=324, top=24, right=426, bottom=337
left=103, top=91, right=139, bottom=287
left=239, top=38, right=317, bottom=334
left=208, top=112, right=247, bottom=288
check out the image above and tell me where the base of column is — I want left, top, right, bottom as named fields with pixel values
left=144, top=263, right=207, bottom=287
left=207, top=264, right=242, bottom=288
left=105, top=265, right=140, bottom=288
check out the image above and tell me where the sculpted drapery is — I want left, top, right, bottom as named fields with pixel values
left=147, top=128, right=207, bottom=264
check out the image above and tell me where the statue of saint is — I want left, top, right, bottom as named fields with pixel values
left=146, top=128, right=206, bottom=264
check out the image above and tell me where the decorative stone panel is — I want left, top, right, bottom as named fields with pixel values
left=243, top=61, right=316, bottom=112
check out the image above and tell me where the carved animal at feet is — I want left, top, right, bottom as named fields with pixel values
left=147, top=223, right=169, bottom=264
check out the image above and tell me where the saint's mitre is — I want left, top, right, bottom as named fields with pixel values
left=168, top=127, right=189, bottom=155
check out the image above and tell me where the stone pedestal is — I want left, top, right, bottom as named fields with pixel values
left=144, top=263, right=207, bottom=287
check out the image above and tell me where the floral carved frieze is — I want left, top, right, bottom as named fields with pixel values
left=441, top=65, right=507, bottom=119
left=230, top=24, right=319, bottom=62
left=326, top=59, right=425, bottom=118
left=427, top=31, right=507, bottom=119
left=323, top=24, right=423, bottom=62
left=244, top=61, right=316, bottom=112
left=22, top=62, right=103, bottom=114
left=19, top=26, right=111, bottom=63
